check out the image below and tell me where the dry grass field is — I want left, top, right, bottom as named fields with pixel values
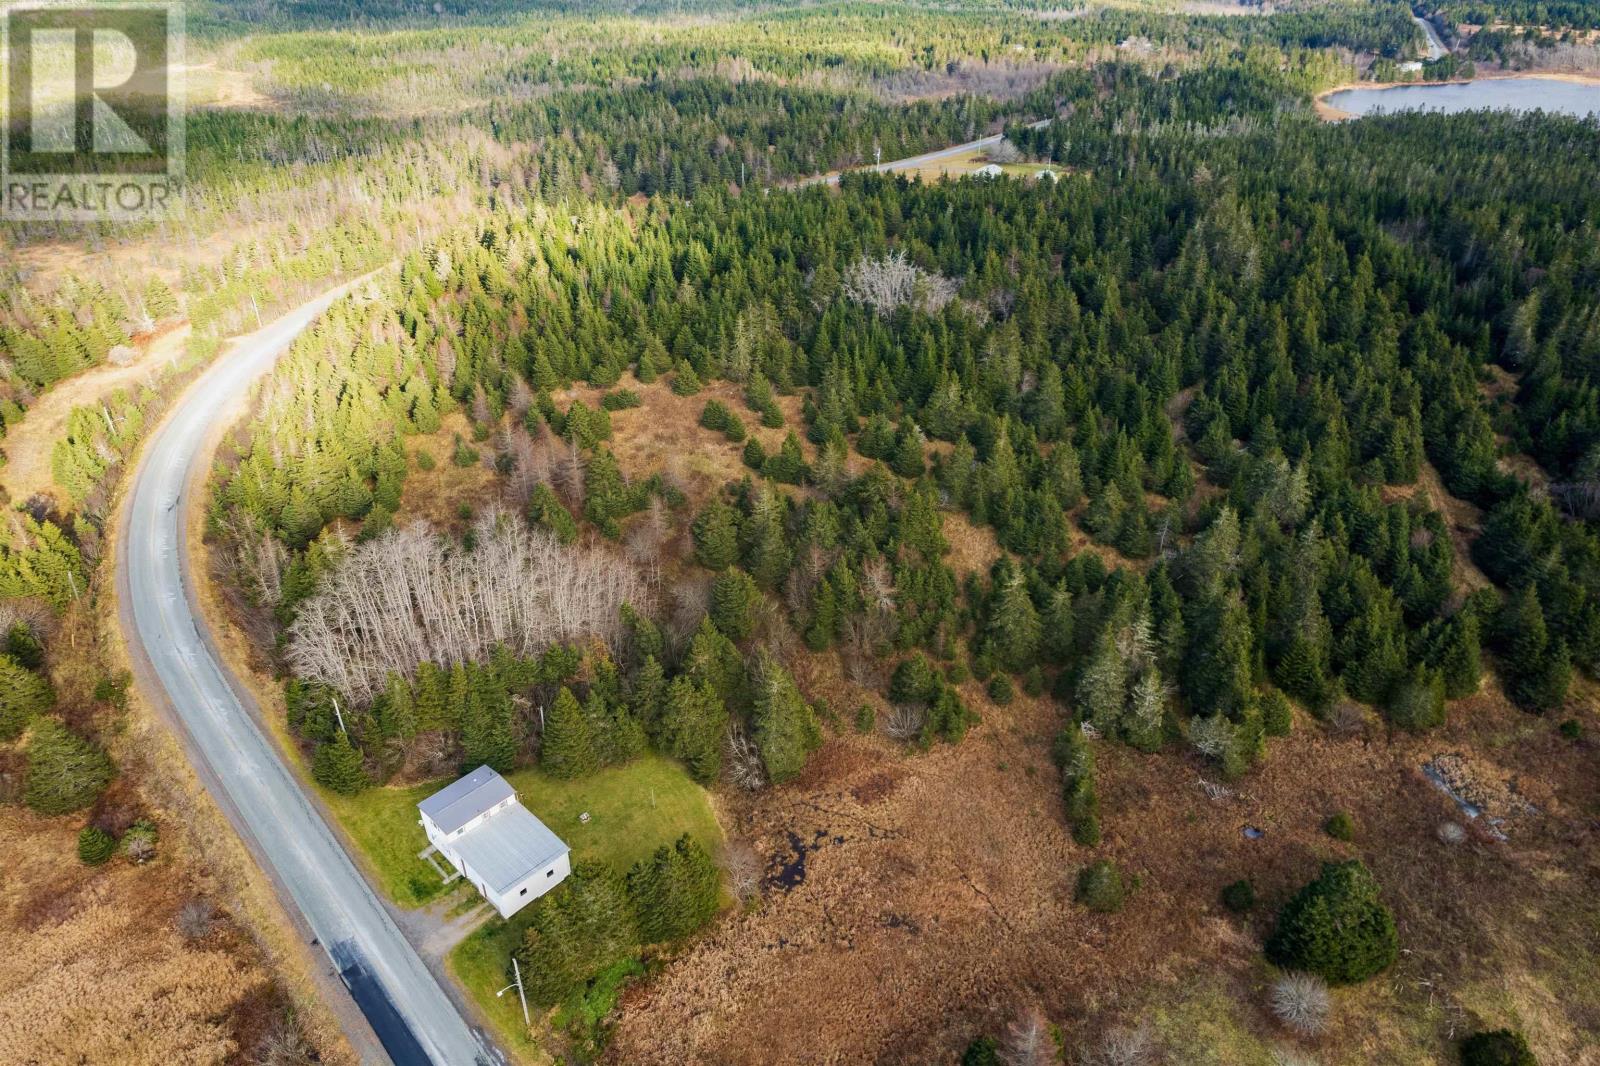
left=605, top=674, right=1600, bottom=1065
left=0, top=807, right=279, bottom=1065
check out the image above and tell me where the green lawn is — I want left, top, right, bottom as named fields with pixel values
left=324, top=753, right=723, bottom=909
left=322, top=754, right=720, bottom=1060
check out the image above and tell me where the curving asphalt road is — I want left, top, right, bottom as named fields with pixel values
left=117, top=282, right=498, bottom=1066
left=110, top=124, right=1057, bottom=1066
left=808, top=119, right=1052, bottom=187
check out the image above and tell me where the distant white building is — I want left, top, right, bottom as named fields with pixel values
left=1037, top=168, right=1060, bottom=182
left=971, top=163, right=1004, bottom=179
left=1399, top=60, right=1424, bottom=72
left=418, top=766, right=571, bottom=918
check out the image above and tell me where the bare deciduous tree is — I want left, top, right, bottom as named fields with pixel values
left=725, top=722, right=767, bottom=791
left=841, top=250, right=960, bottom=317
left=722, top=839, right=763, bottom=905
left=1083, top=1024, right=1154, bottom=1066
left=1001, top=1005, right=1054, bottom=1066
left=883, top=701, right=925, bottom=741
left=252, top=1014, right=319, bottom=1066
left=1271, top=972, right=1330, bottom=1037
left=288, top=508, right=652, bottom=702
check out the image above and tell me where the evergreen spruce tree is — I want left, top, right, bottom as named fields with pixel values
left=659, top=676, right=728, bottom=782
left=0, top=653, right=54, bottom=740
left=710, top=569, right=760, bottom=642
left=691, top=500, right=741, bottom=570
left=24, top=718, right=114, bottom=814
left=890, top=423, right=926, bottom=479
left=987, top=567, right=1041, bottom=673
left=1435, top=612, right=1482, bottom=700
left=375, top=673, right=418, bottom=742
left=529, top=484, right=579, bottom=545
left=1266, top=860, right=1399, bottom=985
left=541, top=686, right=599, bottom=778
left=751, top=653, right=822, bottom=784
left=628, top=833, right=720, bottom=943
left=461, top=667, right=518, bottom=772
left=312, top=730, right=370, bottom=795
left=1077, top=632, right=1128, bottom=736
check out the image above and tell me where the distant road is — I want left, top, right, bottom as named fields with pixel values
left=1413, top=12, right=1448, bottom=61
left=118, top=281, right=499, bottom=1066
left=808, top=118, right=1052, bottom=187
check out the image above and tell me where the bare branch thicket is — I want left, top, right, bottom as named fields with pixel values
left=251, top=1014, right=319, bottom=1066
left=287, top=508, right=653, bottom=703
left=986, top=138, right=1022, bottom=164
left=0, top=599, right=53, bottom=642
left=841, top=616, right=886, bottom=690
left=665, top=578, right=712, bottom=656
left=1270, top=972, right=1330, bottom=1037
left=754, top=598, right=800, bottom=665
left=175, top=898, right=217, bottom=940
left=1000, top=1006, right=1054, bottom=1066
left=625, top=496, right=671, bottom=566
left=500, top=425, right=548, bottom=508
left=401, top=730, right=458, bottom=781
left=841, top=250, right=960, bottom=318
left=1082, top=1024, right=1154, bottom=1066
left=1436, top=821, right=1466, bottom=845
left=722, top=839, right=763, bottom=906
left=1188, top=713, right=1235, bottom=759
left=506, top=376, right=535, bottom=421
left=554, top=439, right=586, bottom=507
left=725, top=722, right=767, bottom=791
left=883, top=701, right=925, bottom=741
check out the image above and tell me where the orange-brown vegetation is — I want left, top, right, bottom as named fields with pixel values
left=0, top=807, right=283, bottom=1065
left=607, top=681, right=1600, bottom=1064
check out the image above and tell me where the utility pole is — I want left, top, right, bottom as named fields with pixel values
left=497, top=957, right=530, bottom=1027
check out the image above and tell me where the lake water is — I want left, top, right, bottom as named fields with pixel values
left=1325, top=77, right=1600, bottom=118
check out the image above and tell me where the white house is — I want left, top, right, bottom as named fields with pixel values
left=970, top=163, right=1004, bottom=179
left=418, top=766, right=571, bottom=918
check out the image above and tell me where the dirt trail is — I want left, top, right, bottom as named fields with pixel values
left=1, top=324, right=189, bottom=508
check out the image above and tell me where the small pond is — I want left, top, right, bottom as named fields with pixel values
left=1325, top=77, right=1600, bottom=119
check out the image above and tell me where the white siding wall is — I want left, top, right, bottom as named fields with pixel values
left=486, top=852, right=572, bottom=918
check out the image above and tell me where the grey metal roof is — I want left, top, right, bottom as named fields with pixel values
left=418, top=765, right=514, bottom=835
left=451, top=803, right=570, bottom=894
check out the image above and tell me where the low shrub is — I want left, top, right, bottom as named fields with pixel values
left=1221, top=878, right=1256, bottom=913
left=1459, top=1029, right=1537, bottom=1066
left=1270, top=971, right=1330, bottom=1036
left=77, top=825, right=116, bottom=865
left=1324, top=811, right=1356, bottom=841
left=961, top=1036, right=1000, bottom=1066
left=854, top=705, right=876, bottom=734
left=601, top=389, right=641, bottom=411
left=123, top=819, right=159, bottom=864
left=1076, top=860, right=1125, bottom=913
left=1558, top=718, right=1582, bottom=740
left=986, top=674, right=1014, bottom=705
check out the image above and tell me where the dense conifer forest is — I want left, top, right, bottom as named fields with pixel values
left=4, top=1, right=1598, bottom=1062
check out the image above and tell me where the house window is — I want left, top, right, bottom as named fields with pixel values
left=546, top=869, right=555, bottom=877
left=520, top=887, right=528, bottom=896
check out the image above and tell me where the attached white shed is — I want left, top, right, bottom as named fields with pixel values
left=418, top=766, right=571, bottom=918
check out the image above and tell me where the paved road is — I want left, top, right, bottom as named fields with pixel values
left=809, top=118, right=1051, bottom=186
left=118, top=283, right=499, bottom=1066
left=1413, top=12, right=1448, bottom=61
